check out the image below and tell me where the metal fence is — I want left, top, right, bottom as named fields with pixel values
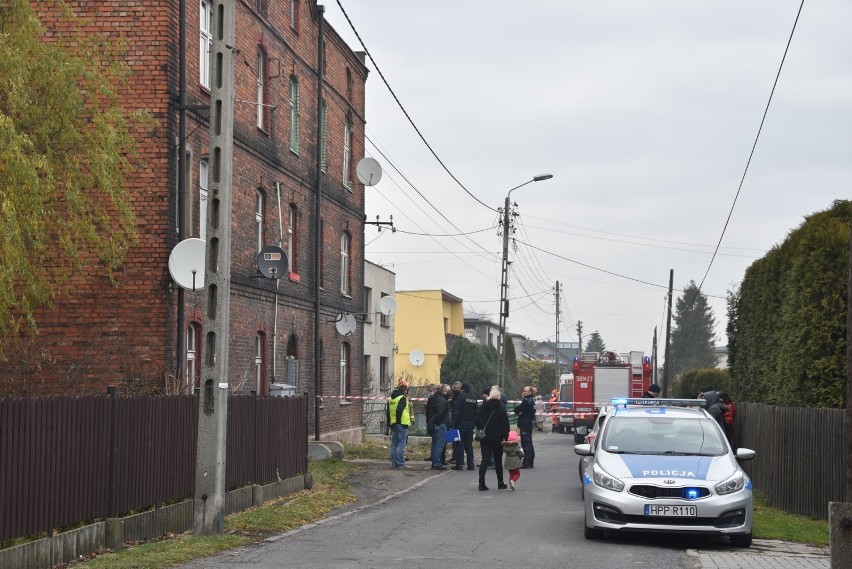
left=0, top=393, right=307, bottom=544
left=735, top=402, right=847, bottom=520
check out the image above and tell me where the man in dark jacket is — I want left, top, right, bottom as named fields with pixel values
left=514, top=385, right=536, bottom=468
left=426, top=384, right=451, bottom=470
left=451, top=382, right=478, bottom=470
left=699, top=386, right=727, bottom=430
left=447, top=381, right=463, bottom=464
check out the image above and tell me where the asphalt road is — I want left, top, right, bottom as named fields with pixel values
left=179, top=432, right=703, bottom=568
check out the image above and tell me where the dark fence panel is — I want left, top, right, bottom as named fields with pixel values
left=1, top=394, right=308, bottom=544
left=113, top=396, right=197, bottom=515
left=737, top=402, right=847, bottom=520
left=0, top=397, right=110, bottom=543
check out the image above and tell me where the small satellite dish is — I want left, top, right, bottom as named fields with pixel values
left=256, top=245, right=289, bottom=279
left=335, top=313, right=357, bottom=336
left=409, top=349, right=425, bottom=367
left=379, top=295, right=397, bottom=317
left=356, top=157, right=383, bottom=186
left=168, top=238, right=206, bottom=290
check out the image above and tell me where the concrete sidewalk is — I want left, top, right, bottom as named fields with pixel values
left=689, top=539, right=830, bottom=568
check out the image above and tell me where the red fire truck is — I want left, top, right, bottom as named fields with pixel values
left=554, top=350, right=652, bottom=433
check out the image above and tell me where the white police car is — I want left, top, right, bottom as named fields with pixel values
left=574, top=398, right=755, bottom=547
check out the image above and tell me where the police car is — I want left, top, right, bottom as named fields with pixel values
left=574, top=398, right=755, bottom=547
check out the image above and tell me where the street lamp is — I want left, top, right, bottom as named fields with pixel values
left=497, top=173, right=553, bottom=389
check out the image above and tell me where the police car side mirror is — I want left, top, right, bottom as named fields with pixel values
left=574, top=443, right=593, bottom=456
left=735, top=448, right=756, bottom=461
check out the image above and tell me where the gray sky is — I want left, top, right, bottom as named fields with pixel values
left=323, top=1, right=852, bottom=355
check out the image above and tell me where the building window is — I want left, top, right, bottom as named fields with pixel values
left=290, top=0, right=299, bottom=31
left=255, top=0, right=266, bottom=16
left=199, top=1, right=212, bottom=88
left=199, top=160, right=208, bottom=242
left=380, top=293, right=390, bottom=326
left=255, top=190, right=264, bottom=253
left=364, top=287, right=372, bottom=323
left=319, top=101, right=327, bottom=172
left=379, top=356, right=389, bottom=391
left=176, top=148, right=192, bottom=236
left=288, top=204, right=298, bottom=275
left=187, top=322, right=201, bottom=390
left=342, top=120, right=352, bottom=189
left=289, top=76, right=300, bottom=153
left=255, top=333, right=265, bottom=394
left=340, top=232, right=350, bottom=296
left=256, top=48, right=267, bottom=130
left=339, top=343, right=350, bottom=399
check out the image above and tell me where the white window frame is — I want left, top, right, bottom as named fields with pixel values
left=187, top=323, right=198, bottom=389
left=342, top=120, right=352, bottom=189
left=290, top=0, right=298, bottom=31
left=339, top=343, right=350, bottom=399
left=199, top=1, right=212, bottom=88
left=256, top=51, right=265, bottom=129
left=199, top=160, right=208, bottom=242
left=340, top=232, right=350, bottom=296
left=289, top=77, right=300, bottom=153
left=255, top=334, right=263, bottom=393
left=255, top=190, right=264, bottom=253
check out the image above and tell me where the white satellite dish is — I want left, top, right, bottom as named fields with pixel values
left=335, top=313, right=357, bottom=336
left=409, top=349, right=425, bottom=367
left=356, top=157, right=383, bottom=186
left=168, top=238, right=205, bottom=290
left=379, top=295, right=397, bottom=317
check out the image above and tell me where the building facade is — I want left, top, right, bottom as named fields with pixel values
left=363, top=261, right=396, bottom=396
left=3, top=1, right=368, bottom=439
left=463, top=316, right=502, bottom=350
left=394, top=290, right=464, bottom=385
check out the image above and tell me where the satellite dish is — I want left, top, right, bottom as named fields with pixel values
left=409, top=349, right=425, bottom=367
left=335, top=313, right=357, bottom=336
left=356, top=157, right=383, bottom=186
left=379, top=295, right=397, bottom=317
left=168, top=238, right=206, bottom=290
left=256, top=245, right=288, bottom=279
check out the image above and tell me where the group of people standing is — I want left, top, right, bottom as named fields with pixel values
left=388, top=380, right=540, bottom=491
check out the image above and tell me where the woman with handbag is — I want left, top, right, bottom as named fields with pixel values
left=474, top=385, right=511, bottom=491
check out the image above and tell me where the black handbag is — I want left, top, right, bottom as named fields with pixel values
left=475, top=409, right=495, bottom=441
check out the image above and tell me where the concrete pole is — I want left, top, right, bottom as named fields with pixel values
left=194, top=0, right=235, bottom=536
left=497, top=195, right=511, bottom=389
left=662, top=270, right=674, bottom=398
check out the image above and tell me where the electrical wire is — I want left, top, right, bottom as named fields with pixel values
left=334, top=1, right=496, bottom=212
left=698, top=0, right=806, bottom=290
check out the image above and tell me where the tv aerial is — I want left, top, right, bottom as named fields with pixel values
left=356, top=157, right=383, bottom=186
left=256, top=245, right=288, bottom=279
left=168, top=238, right=206, bottom=291
left=409, top=349, right=425, bottom=367
left=379, top=295, right=397, bottom=317
left=334, top=313, right=357, bottom=336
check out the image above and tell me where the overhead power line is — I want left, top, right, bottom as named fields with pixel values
left=334, top=1, right=495, bottom=212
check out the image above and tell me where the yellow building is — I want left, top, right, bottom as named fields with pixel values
left=394, top=290, right=464, bottom=386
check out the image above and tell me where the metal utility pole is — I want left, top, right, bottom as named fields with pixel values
left=497, top=174, right=553, bottom=388
left=554, top=281, right=561, bottom=383
left=652, top=326, right=658, bottom=385
left=662, top=270, right=674, bottom=397
left=194, top=0, right=235, bottom=536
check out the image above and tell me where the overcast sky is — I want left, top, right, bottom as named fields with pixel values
left=323, top=1, right=852, bottom=357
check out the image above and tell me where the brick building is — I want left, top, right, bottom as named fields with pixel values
left=3, top=1, right=368, bottom=439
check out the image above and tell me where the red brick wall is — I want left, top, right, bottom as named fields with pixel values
left=5, top=1, right=367, bottom=435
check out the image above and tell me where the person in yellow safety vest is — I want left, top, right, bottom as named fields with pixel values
left=549, top=389, right=559, bottom=430
left=387, top=380, right=414, bottom=468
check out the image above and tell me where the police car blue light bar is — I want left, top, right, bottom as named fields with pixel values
left=610, top=397, right=707, bottom=408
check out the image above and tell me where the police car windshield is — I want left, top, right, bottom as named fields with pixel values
left=601, top=417, right=726, bottom=456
